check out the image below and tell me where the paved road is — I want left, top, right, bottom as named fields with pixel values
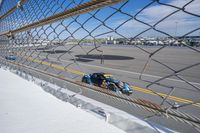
left=7, top=45, right=200, bottom=132
left=8, top=56, right=200, bottom=133
left=14, top=45, right=200, bottom=108
left=33, top=44, right=200, bottom=82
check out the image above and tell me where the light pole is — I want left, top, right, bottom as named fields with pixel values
left=175, top=21, right=178, bottom=38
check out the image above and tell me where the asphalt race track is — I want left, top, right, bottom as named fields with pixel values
left=10, top=44, right=200, bottom=132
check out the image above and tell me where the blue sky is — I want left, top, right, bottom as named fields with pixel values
left=1, top=0, right=200, bottom=39
left=50, top=0, right=200, bottom=39
left=105, top=0, right=200, bottom=38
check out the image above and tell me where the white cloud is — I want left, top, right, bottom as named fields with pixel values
left=139, top=0, right=200, bottom=23
left=119, top=0, right=200, bottom=36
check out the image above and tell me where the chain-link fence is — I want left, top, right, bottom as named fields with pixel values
left=0, top=0, right=200, bottom=132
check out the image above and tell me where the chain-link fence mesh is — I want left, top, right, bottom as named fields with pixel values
left=0, top=0, right=200, bottom=132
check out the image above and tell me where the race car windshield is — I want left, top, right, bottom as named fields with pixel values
left=105, top=76, right=115, bottom=82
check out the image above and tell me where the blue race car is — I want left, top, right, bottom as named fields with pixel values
left=5, top=55, right=17, bottom=60
left=82, top=73, right=133, bottom=95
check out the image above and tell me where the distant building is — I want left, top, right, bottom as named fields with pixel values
left=104, top=36, right=200, bottom=47
left=106, top=36, right=114, bottom=44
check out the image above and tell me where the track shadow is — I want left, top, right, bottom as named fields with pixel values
left=36, top=47, right=50, bottom=51
left=36, top=46, right=55, bottom=51
left=75, top=54, right=134, bottom=60
left=42, top=50, right=73, bottom=54
left=70, top=58, right=93, bottom=62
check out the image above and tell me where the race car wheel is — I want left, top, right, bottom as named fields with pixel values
left=82, top=78, right=87, bottom=83
left=108, top=84, right=115, bottom=91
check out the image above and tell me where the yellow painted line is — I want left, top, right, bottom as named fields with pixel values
left=51, top=64, right=65, bottom=71
left=133, top=86, right=200, bottom=107
left=33, top=59, right=42, bottom=64
left=41, top=61, right=51, bottom=66
left=22, top=55, right=84, bottom=76
left=66, top=68, right=84, bottom=75
left=18, top=54, right=200, bottom=107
